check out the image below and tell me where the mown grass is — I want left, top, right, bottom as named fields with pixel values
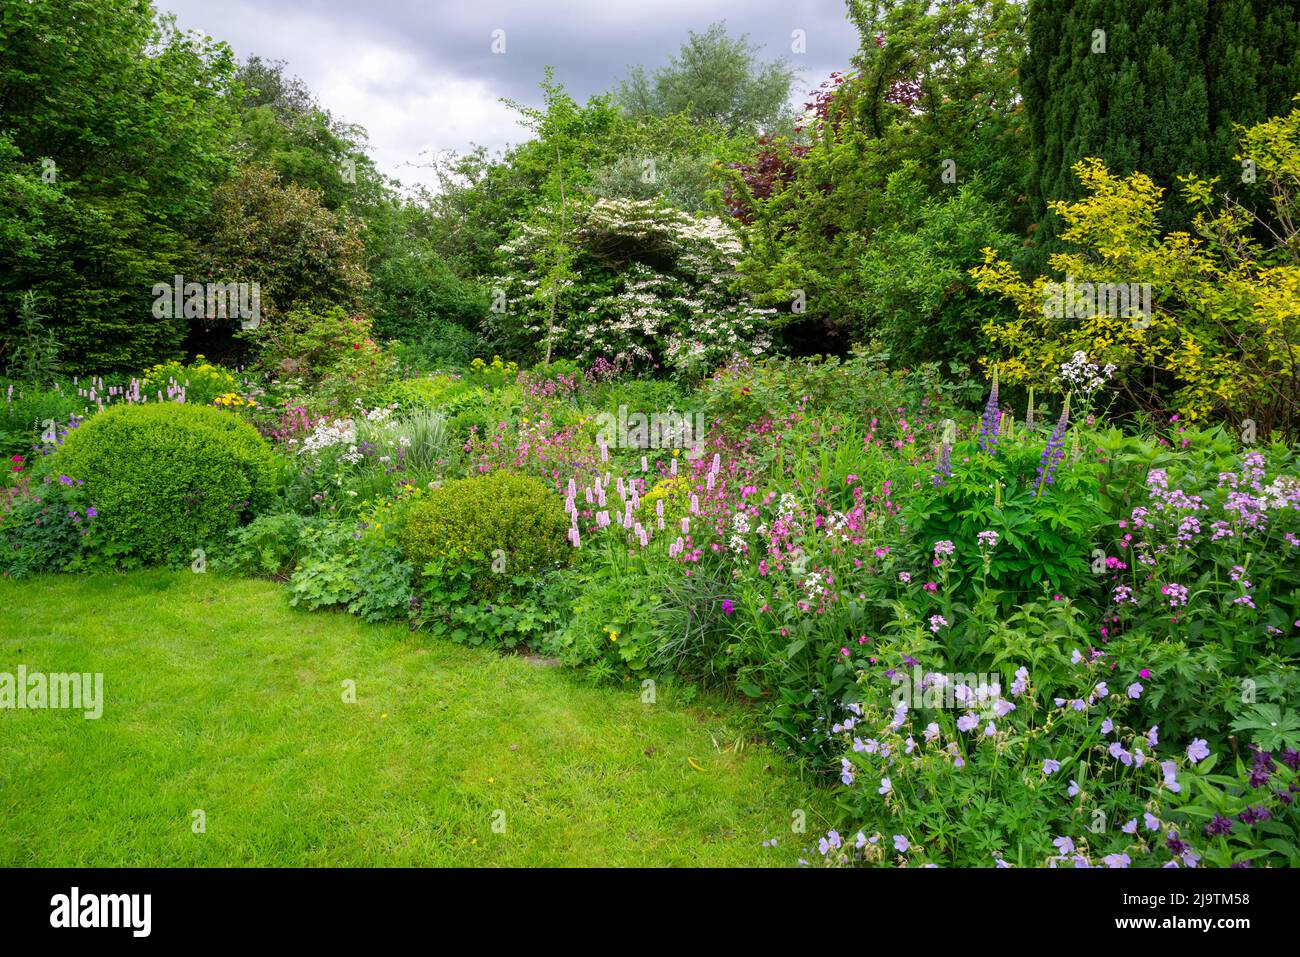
left=0, top=570, right=829, bottom=866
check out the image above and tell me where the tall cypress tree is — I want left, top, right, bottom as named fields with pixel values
left=1024, top=0, right=1300, bottom=258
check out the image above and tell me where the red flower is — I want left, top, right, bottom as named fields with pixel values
left=353, top=343, right=360, bottom=350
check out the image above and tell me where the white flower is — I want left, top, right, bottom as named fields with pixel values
left=1057, top=350, right=1116, bottom=396
left=301, top=418, right=358, bottom=458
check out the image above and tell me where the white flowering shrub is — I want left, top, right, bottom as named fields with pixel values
left=488, top=197, right=774, bottom=377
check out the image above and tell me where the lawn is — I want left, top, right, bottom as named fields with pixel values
left=0, top=570, right=828, bottom=866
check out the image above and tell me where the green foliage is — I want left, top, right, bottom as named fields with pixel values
left=0, top=474, right=98, bottom=577
left=1023, top=0, right=1300, bottom=248
left=1167, top=751, right=1300, bottom=868
left=53, top=402, right=275, bottom=565
left=400, top=471, right=571, bottom=596
left=637, top=476, right=692, bottom=527
left=200, top=165, right=369, bottom=338
left=392, top=324, right=486, bottom=371
left=699, top=349, right=981, bottom=431
left=0, top=0, right=239, bottom=371
left=3, top=293, right=62, bottom=385
left=855, top=171, right=1019, bottom=365
left=283, top=519, right=413, bottom=623
left=253, top=306, right=395, bottom=413
left=361, top=192, right=490, bottom=346
left=414, top=561, right=569, bottom=650
left=0, top=381, right=84, bottom=461
left=383, top=373, right=475, bottom=413
left=224, top=510, right=315, bottom=577
left=232, top=56, right=384, bottom=213
left=820, top=644, right=1297, bottom=867
left=1085, top=430, right=1300, bottom=744
left=348, top=544, right=415, bottom=623
left=417, top=148, right=545, bottom=281
left=550, top=550, right=683, bottom=675
left=909, top=434, right=1107, bottom=609
left=141, top=356, right=238, bottom=407
left=728, top=0, right=1030, bottom=354
left=586, top=143, right=722, bottom=213
left=277, top=406, right=448, bottom=521
left=286, top=520, right=365, bottom=610
left=617, top=22, right=795, bottom=136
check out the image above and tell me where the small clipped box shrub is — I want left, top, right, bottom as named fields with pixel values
left=637, top=475, right=692, bottom=527
left=55, top=402, right=276, bottom=565
left=401, top=471, right=570, bottom=590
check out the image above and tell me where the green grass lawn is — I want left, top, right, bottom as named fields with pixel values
left=0, top=570, right=829, bottom=866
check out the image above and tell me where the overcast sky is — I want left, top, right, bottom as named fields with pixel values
left=157, top=0, right=861, bottom=191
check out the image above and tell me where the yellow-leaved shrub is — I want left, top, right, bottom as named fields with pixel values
left=971, top=99, right=1300, bottom=438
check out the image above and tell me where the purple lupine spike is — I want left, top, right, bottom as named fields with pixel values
left=1033, top=395, right=1072, bottom=497
left=979, top=367, right=1001, bottom=454
left=933, top=441, right=952, bottom=488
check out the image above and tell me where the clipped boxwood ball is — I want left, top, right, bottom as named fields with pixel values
left=401, top=471, right=570, bottom=589
left=55, top=402, right=276, bottom=565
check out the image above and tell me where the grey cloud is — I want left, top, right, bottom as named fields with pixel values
left=159, top=0, right=861, bottom=188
